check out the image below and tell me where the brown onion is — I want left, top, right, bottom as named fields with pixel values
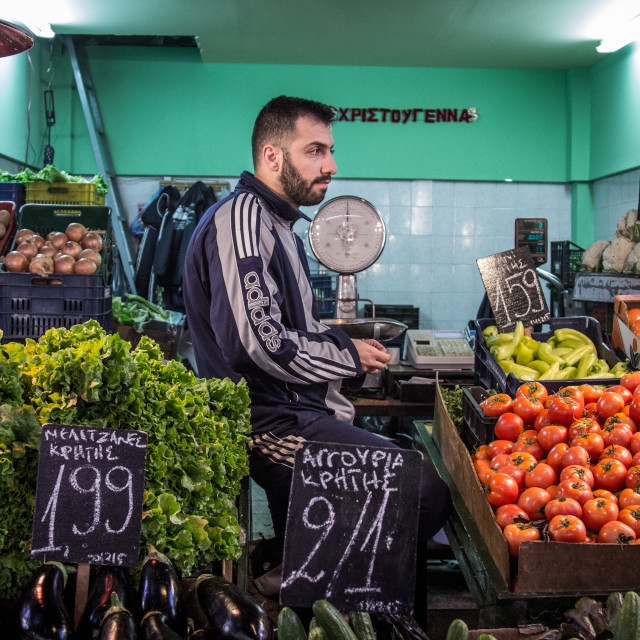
left=39, top=244, right=58, bottom=258
left=29, top=255, right=54, bottom=275
left=65, top=223, right=88, bottom=242
left=28, top=234, right=45, bottom=250
left=74, top=257, right=97, bottom=275
left=15, top=228, right=35, bottom=244
left=3, top=251, right=29, bottom=272
left=0, top=222, right=6, bottom=239
left=81, top=232, right=103, bottom=252
left=48, top=232, right=68, bottom=250
left=78, top=248, right=102, bottom=266
left=0, top=209, right=10, bottom=227
left=54, top=254, right=76, bottom=274
left=16, top=241, right=38, bottom=260
left=61, top=241, right=83, bottom=260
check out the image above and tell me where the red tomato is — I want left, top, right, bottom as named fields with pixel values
left=533, top=409, right=554, bottom=432
left=494, top=412, right=524, bottom=442
left=597, top=392, right=626, bottom=420
left=581, top=498, right=619, bottom=532
left=597, top=520, right=637, bottom=543
left=549, top=396, right=584, bottom=427
left=546, top=484, right=562, bottom=499
left=559, top=464, right=594, bottom=489
left=621, top=371, right=640, bottom=393
left=498, top=464, right=526, bottom=488
left=512, top=436, right=544, bottom=461
left=630, top=432, right=640, bottom=455
left=524, top=462, right=557, bottom=489
left=474, top=459, right=497, bottom=485
left=513, top=395, right=545, bottom=425
left=607, top=385, right=634, bottom=405
left=517, top=486, right=552, bottom=520
left=537, top=425, right=569, bottom=452
left=557, top=479, right=593, bottom=505
left=570, top=432, right=605, bottom=461
left=505, top=451, right=537, bottom=471
left=617, top=505, right=640, bottom=537
left=633, top=451, right=640, bottom=467
left=628, top=396, right=640, bottom=424
left=548, top=514, right=587, bottom=542
left=516, top=382, right=548, bottom=403
left=472, top=444, right=492, bottom=461
left=599, top=444, right=633, bottom=469
left=604, top=412, right=637, bottom=434
left=494, top=504, right=529, bottom=529
left=626, top=465, right=640, bottom=489
left=568, top=418, right=601, bottom=440
left=594, top=463, right=625, bottom=498
left=544, top=496, right=583, bottom=520
left=487, top=439, right=515, bottom=458
left=619, top=487, right=640, bottom=509
left=503, top=522, right=541, bottom=557
left=593, top=489, right=618, bottom=504
left=490, top=453, right=511, bottom=469
left=480, top=393, right=514, bottom=417
left=546, top=443, right=569, bottom=474
left=486, top=472, right=520, bottom=508
left=558, top=385, right=585, bottom=407
left=601, top=425, right=633, bottom=449
left=562, top=445, right=591, bottom=468
left=579, top=384, right=605, bottom=404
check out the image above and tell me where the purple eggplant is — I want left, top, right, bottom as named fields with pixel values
left=97, top=594, right=137, bottom=640
left=137, top=547, right=186, bottom=637
left=140, top=611, right=183, bottom=640
left=17, top=561, right=74, bottom=640
left=195, top=574, right=273, bottom=640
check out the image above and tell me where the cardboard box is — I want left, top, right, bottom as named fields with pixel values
left=432, top=384, right=640, bottom=594
left=612, top=295, right=640, bottom=368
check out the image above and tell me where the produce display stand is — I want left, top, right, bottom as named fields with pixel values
left=412, top=386, right=640, bottom=628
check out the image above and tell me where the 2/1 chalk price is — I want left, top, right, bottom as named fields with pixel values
left=31, top=424, right=147, bottom=567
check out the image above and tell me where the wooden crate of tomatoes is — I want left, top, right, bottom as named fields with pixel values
left=432, top=376, right=640, bottom=595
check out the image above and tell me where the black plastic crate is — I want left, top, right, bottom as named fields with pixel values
left=461, top=386, right=499, bottom=451
left=0, top=183, right=25, bottom=212
left=551, top=241, right=584, bottom=287
left=0, top=272, right=111, bottom=342
left=310, top=273, right=334, bottom=318
left=474, top=316, right=621, bottom=397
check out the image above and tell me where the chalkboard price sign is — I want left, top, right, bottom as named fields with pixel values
left=476, top=246, right=551, bottom=332
left=31, top=424, right=148, bottom=567
left=280, top=442, right=422, bottom=615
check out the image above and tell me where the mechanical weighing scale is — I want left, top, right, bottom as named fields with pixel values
left=308, top=195, right=407, bottom=342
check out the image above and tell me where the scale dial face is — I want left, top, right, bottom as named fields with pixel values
left=308, top=196, right=386, bottom=274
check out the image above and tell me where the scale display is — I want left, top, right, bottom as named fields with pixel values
left=515, top=217, right=548, bottom=264
left=405, top=330, right=474, bottom=370
left=309, top=196, right=386, bottom=274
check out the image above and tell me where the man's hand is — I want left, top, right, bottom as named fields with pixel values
left=353, top=338, right=391, bottom=375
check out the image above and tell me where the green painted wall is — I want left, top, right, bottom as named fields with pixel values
left=50, top=46, right=570, bottom=182
left=589, top=43, right=640, bottom=180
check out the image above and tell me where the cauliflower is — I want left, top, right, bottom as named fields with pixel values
left=614, top=209, right=638, bottom=238
left=602, top=236, right=636, bottom=273
left=623, top=242, right=640, bottom=274
left=581, top=240, right=610, bottom=272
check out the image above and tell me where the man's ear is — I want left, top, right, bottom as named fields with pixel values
left=262, top=144, right=282, bottom=173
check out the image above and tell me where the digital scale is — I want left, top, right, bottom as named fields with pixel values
left=515, top=217, right=548, bottom=265
left=405, top=329, right=474, bottom=370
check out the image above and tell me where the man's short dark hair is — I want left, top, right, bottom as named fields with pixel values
left=251, top=96, right=335, bottom=167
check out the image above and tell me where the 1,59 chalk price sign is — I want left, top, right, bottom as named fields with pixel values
left=476, top=246, right=551, bottom=333
left=280, top=442, right=422, bottom=615
left=31, top=424, right=148, bottom=567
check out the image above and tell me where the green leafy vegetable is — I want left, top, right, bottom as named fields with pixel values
left=113, top=294, right=170, bottom=333
left=0, top=165, right=109, bottom=195
left=441, top=385, right=464, bottom=433
left=0, top=320, right=250, bottom=598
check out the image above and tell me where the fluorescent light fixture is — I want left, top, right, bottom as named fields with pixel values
left=597, top=13, right=640, bottom=53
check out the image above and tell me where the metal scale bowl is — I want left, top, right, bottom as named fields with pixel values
left=308, top=195, right=407, bottom=342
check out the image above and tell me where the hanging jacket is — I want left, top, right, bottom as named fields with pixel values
left=182, top=171, right=363, bottom=434
left=153, top=181, right=217, bottom=310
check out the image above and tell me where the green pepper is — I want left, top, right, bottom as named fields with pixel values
left=597, top=359, right=610, bottom=372
left=611, top=361, right=630, bottom=377
left=556, top=366, right=578, bottom=380
left=563, top=345, right=596, bottom=367
left=556, top=338, right=585, bottom=350
left=538, top=361, right=562, bottom=380
left=486, top=332, right=514, bottom=348
left=515, top=343, right=535, bottom=366
left=490, top=321, right=524, bottom=362
left=537, top=342, right=564, bottom=366
left=554, top=328, right=596, bottom=351
left=482, top=325, right=499, bottom=338
left=576, top=351, right=597, bottom=379
left=551, top=347, right=574, bottom=359
left=521, top=336, right=540, bottom=350
left=527, top=359, right=550, bottom=374
left=585, top=371, right=616, bottom=378
left=501, top=360, right=539, bottom=381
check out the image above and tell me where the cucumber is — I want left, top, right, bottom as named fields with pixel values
left=445, top=618, right=469, bottom=640
left=613, top=591, right=640, bottom=640
left=277, top=606, right=307, bottom=640
left=312, top=600, right=358, bottom=640
left=309, top=627, right=329, bottom=640
left=348, top=611, right=375, bottom=640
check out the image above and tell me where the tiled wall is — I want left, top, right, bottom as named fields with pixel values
left=592, top=168, right=640, bottom=241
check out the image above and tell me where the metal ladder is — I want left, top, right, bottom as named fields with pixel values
left=63, top=35, right=136, bottom=295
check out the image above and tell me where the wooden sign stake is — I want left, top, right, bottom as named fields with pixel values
left=74, top=563, right=91, bottom=630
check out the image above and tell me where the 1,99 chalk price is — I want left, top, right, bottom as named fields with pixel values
left=31, top=424, right=147, bottom=567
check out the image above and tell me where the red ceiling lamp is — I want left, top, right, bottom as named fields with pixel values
left=0, top=19, right=35, bottom=58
